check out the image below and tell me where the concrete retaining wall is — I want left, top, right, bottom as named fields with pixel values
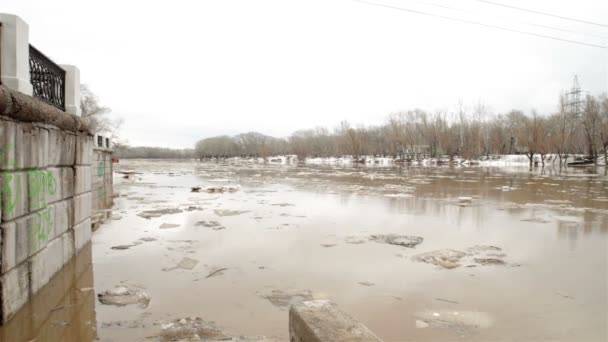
left=0, top=116, right=93, bottom=323
left=289, top=300, right=383, bottom=342
left=0, top=244, right=96, bottom=341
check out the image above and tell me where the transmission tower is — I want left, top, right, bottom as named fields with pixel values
left=565, top=75, right=583, bottom=118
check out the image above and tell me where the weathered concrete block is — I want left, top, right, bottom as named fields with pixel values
left=61, top=230, right=75, bottom=264
left=289, top=301, right=383, bottom=342
left=47, top=127, right=59, bottom=166
left=36, top=126, right=49, bottom=168
left=0, top=262, right=29, bottom=324
left=28, top=168, right=61, bottom=211
left=75, top=134, right=92, bottom=165
left=74, top=165, right=92, bottom=195
left=91, top=188, right=99, bottom=212
left=29, top=235, right=66, bottom=294
left=60, top=167, right=74, bottom=199
left=27, top=206, right=56, bottom=258
left=0, top=219, right=28, bottom=274
left=0, top=120, right=17, bottom=170
left=54, top=199, right=71, bottom=237
left=73, top=192, right=91, bottom=225
left=14, top=124, right=48, bottom=169
left=13, top=122, right=27, bottom=169
left=59, top=132, right=76, bottom=166
left=1, top=171, right=28, bottom=222
left=73, top=218, right=91, bottom=252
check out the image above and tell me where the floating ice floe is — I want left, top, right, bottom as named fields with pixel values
left=370, top=234, right=424, bottom=248
left=98, top=284, right=151, bottom=308
left=412, top=245, right=510, bottom=269
left=191, top=185, right=241, bottom=193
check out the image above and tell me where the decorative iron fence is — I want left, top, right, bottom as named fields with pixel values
left=29, top=45, right=65, bottom=111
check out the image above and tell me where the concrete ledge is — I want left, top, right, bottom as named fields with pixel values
left=289, top=300, right=383, bottom=342
left=0, top=85, right=90, bottom=133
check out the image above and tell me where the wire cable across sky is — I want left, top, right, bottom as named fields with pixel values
left=402, top=0, right=608, bottom=40
left=352, top=0, right=608, bottom=49
left=475, top=0, right=608, bottom=28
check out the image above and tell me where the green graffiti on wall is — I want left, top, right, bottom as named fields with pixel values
left=28, top=170, right=57, bottom=207
left=3, top=173, right=21, bottom=215
left=0, top=144, right=15, bottom=168
left=2, top=145, right=59, bottom=217
left=30, top=207, right=54, bottom=247
left=1, top=144, right=19, bottom=215
left=97, top=162, right=104, bottom=177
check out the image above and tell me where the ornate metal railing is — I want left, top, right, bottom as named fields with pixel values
left=29, top=45, right=65, bottom=111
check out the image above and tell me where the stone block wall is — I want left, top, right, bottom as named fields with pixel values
left=0, top=116, right=93, bottom=323
left=91, top=147, right=113, bottom=226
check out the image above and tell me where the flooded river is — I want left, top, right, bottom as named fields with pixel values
left=1, top=159, right=607, bottom=341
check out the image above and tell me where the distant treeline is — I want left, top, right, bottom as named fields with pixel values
left=115, top=146, right=195, bottom=159
left=194, top=93, right=608, bottom=167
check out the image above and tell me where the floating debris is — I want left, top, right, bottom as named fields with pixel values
left=192, top=185, right=241, bottom=193
left=556, top=292, right=574, bottom=300
left=111, top=244, right=135, bottom=250
left=473, top=258, right=506, bottom=266
left=521, top=217, right=551, bottom=223
left=370, top=234, right=424, bottom=248
left=139, top=237, right=157, bottom=242
left=205, top=268, right=228, bottom=279
left=358, top=281, right=375, bottom=286
left=270, top=202, right=295, bottom=207
left=435, top=298, right=459, bottom=304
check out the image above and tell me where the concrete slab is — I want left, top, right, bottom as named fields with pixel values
left=289, top=300, right=383, bottom=342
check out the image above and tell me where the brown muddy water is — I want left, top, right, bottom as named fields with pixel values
left=1, top=159, right=607, bottom=342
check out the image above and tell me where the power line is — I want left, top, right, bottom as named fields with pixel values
left=403, top=0, right=608, bottom=40
left=475, top=0, right=608, bottom=28
left=352, top=0, right=608, bottom=49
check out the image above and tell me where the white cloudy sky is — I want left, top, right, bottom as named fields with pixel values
left=3, top=0, right=607, bottom=148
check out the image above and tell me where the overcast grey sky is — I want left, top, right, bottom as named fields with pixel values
left=3, top=0, right=607, bottom=148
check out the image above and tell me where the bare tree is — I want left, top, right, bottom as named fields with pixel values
left=599, top=94, right=608, bottom=165
left=582, top=94, right=601, bottom=162
left=80, top=84, right=119, bottom=135
left=516, top=111, right=548, bottom=169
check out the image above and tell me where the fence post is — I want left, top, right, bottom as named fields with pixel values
left=0, top=13, right=33, bottom=96
left=60, top=64, right=81, bottom=116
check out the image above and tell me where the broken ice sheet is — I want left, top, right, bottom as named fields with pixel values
left=162, top=257, right=199, bottom=272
